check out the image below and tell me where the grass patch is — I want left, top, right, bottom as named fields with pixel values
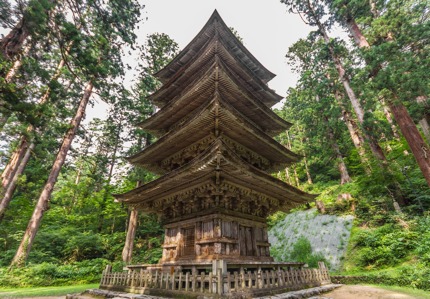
left=368, top=284, right=430, bottom=299
left=0, top=284, right=98, bottom=298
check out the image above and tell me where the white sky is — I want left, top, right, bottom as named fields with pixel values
left=137, top=0, right=311, bottom=99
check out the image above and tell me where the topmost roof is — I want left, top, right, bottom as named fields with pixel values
left=154, top=10, right=276, bottom=84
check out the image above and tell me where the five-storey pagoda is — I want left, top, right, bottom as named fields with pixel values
left=116, top=10, right=315, bottom=269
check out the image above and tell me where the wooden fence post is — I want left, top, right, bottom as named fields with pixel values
left=217, top=268, right=222, bottom=295
left=200, top=272, right=205, bottom=293
left=179, top=272, right=183, bottom=291
left=185, top=272, right=190, bottom=292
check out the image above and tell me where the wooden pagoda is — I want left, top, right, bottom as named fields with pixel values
left=115, top=10, right=315, bottom=269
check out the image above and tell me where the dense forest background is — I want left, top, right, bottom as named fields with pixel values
left=0, top=0, right=429, bottom=291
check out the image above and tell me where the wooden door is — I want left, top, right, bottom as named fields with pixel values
left=239, top=226, right=246, bottom=256
left=239, top=225, right=254, bottom=256
left=183, top=227, right=195, bottom=256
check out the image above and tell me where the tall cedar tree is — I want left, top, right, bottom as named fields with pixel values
left=9, top=0, right=142, bottom=268
left=324, top=0, right=430, bottom=187
left=122, top=33, right=178, bottom=263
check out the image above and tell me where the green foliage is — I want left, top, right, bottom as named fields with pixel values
left=0, top=284, right=99, bottom=297
left=62, top=233, right=106, bottom=262
left=0, top=259, right=110, bottom=287
left=337, top=214, right=430, bottom=290
left=351, top=224, right=416, bottom=267
left=281, top=236, right=330, bottom=268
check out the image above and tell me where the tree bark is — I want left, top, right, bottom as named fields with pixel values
left=0, top=142, right=34, bottom=223
left=0, top=19, right=30, bottom=60
left=296, top=127, right=313, bottom=184
left=286, top=131, right=300, bottom=186
left=4, top=43, right=32, bottom=83
left=10, top=80, right=93, bottom=268
left=333, top=89, right=369, bottom=163
left=369, top=0, right=380, bottom=18
left=1, top=136, right=28, bottom=190
left=345, top=18, right=370, bottom=48
left=419, top=118, right=430, bottom=144
left=122, top=208, right=138, bottom=263
left=285, top=167, right=292, bottom=185
left=388, top=101, right=430, bottom=187
left=379, top=96, right=400, bottom=139
left=303, top=155, right=313, bottom=184
left=416, top=96, right=430, bottom=143
left=327, top=127, right=352, bottom=184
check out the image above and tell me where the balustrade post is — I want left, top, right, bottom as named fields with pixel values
left=178, top=272, right=183, bottom=291
left=257, top=270, right=262, bottom=289
left=277, top=269, right=283, bottom=287
left=217, top=268, right=222, bottom=295
left=208, top=272, right=213, bottom=293
left=240, top=268, right=245, bottom=289
left=226, top=272, right=231, bottom=292
left=154, top=270, right=159, bottom=288
left=271, top=270, right=275, bottom=287
left=200, top=272, right=205, bottom=293
left=192, top=271, right=197, bottom=292
left=171, top=272, right=176, bottom=290
left=185, top=272, right=190, bottom=292
left=234, top=271, right=239, bottom=291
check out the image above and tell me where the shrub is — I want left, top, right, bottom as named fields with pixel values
left=288, top=236, right=330, bottom=268
left=63, top=233, right=105, bottom=262
left=0, top=258, right=111, bottom=287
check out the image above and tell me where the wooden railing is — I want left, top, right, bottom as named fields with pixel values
left=100, top=262, right=330, bottom=296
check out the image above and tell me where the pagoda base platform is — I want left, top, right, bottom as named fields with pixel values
left=99, top=260, right=331, bottom=298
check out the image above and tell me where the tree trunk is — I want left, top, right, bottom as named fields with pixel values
left=122, top=208, right=139, bottom=263
left=342, top=13, right=430, bottom=187
left=388, top=100, right=430, bottom=187
left=0, top=142, right=35, bottom=223
left=0, top=19, right=30, bottom=60
left=98, top=117, right=123, bottom=233
left=1, top=136, right=28, bottom=190
left=308, top=3, right=387, bottom=162
left=345, top=18, right=369, bottom=48
left=416, top=96, right=430, bottom=143
left=328, top=128, right=352, bottom=184
left=286, top=131, right=300, bottom=186
left=0, top=43, right=31, bottom=130
left=10, top=80, right=93, bottom=268
left=296, top=127, right=313, bottom=184
left=419, top=118, right=430, bottom=144
left=379, top=96, right=400, bottom=139
left=1, top=51, right=70, bottom=196
left=369, top=0, right=380, bottom=18
left=4, top=43, right=32, bottom=83
left=303, top=156, right=313, bottom=184
left=285, top=167, right=292, bottom=185
left=333, top=89, right=369, bottom=165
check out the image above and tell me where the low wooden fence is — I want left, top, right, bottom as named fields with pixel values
left=100, top=262, right=330, bottom=296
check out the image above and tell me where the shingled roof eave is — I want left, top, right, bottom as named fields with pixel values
left=149, top=35, right=282, bottom=109
left=127, top=96, right=300, bottom=173
left=114, top=139, right=315, bottom=206
left=154, top=10, right=275, bottom=85
left=139, top=59, right=291, bottom=137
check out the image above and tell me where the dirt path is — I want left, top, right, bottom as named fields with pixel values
left=0, top=285, right=424, bottom=299
left=323, top=285, right=421, bottom=299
